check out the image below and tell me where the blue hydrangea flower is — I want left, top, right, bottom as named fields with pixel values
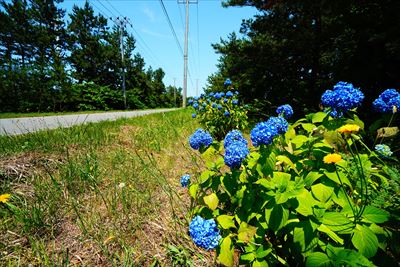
left=192, top=113, right=197, bottom=118
left=200, top=94, right=204, bottom=99
left=235, top=91, right=239, bottom=95
left=188, top=99, right=194, bottom=105
left=212, top=103, right=217, bottom=108
left=209, top=92, right=214, bottom=98
left=375, top=144, right=393, bottom=158
left=189, top=216, right=221, bottom=250
left=267, top=116, right=288, bottom=134
left=202, top=102, right=207, bottom=107
left=193, top=102, right=199, bottom=109
left=373, top=89, right=400, bottom=113
left=251, top=121, right=279, bottom=147
left=180, top=174, right=190, bottom=187
left=194, top=96, right=199, bottom=101
left=223, top=98, right=228, bottom=103
left=226, top=91, right=234, bottom=98
left=224, top=78, right=232, bottom=86
left=276, top=104, right=293, bottom=119
left=321, top=81, right=364, bottom=117
left=224, top=142, right=249, bottom=169
left=217, top=104, right=222, bottom=110
left=232, top=99, right=239, bottom=105
left=220, top=92, right=225, bottom=97
left=215, top=93, right=222, bottom=100
left=224, top=111, right=230, bottom=117
left=224, top=130, right=248, bottom=149
left=189, top=128, right=213, bottom=150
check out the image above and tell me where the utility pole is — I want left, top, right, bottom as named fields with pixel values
left=113, top=16, right=130, bottom=109
left=178, top=0, right=198, bottom=107
left=173, top=77, right=177, bottom=107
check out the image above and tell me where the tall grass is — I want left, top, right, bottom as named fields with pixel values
left=0, top=109, right=210, bottom=266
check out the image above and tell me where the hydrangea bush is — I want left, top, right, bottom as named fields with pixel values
left=183, top=82, right=399, bottom=266
left=188, top=79, right=249, bottom=140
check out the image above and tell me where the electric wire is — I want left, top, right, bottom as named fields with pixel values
left=158, top=0, right=183, bottom=56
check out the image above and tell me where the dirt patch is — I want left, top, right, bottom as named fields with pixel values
left=0, top=152, right=62, bottom=182
left=117, top=125, right=141, bottom=147
left=48, top=219, right=107, bottom=266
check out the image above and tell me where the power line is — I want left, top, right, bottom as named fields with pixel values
left=96, top=0, right=116, bottom=17
left=158, top=0, right=183, bottom=56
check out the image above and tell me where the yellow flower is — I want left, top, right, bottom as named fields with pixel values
left=323, top=153, right=342, bottom=164
left=0, top=194, right=11, bottom=203
left=337, top=124, right=360, bottom=134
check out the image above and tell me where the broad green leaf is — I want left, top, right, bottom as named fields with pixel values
left=318, top=224, right=344, bottom=245
left=322, top=212, right=353, bottom=234
left=252, top=260, right=269, bottom=267
left=331, top=188, right=348, bottom=208
left=240, top=253, right=255, bottom=262
left=333, top=249, right=376, bottom=267
left=200, top=170, right=215, bottom=184
left=352, top=224, right=379, bottom=258
left=304, top=171, right=323, bottom=187
left=255, top=246, right=272, bottom=259
left=291, top=135, right=309, bottom=147
left=204, top=193, right=219, bottom=210
left=238, top=222, right=257, bottom=243
left=324, top=171, right=352, bottom=188
left=217, top=215, right=236, bottom=229
left=266, top=204, right=289, bottom=232
left=306, top=252, right=331, bottom=267
left=273, top=172, right=291, bottom=190
left=296, top=190, right=317, bottom=216
left=311, top=183, right=334, bottom=203
left=189, top=184, right=199, bottom=199
left=301, top=123, right=317, bottom=133
left=362, top=206, right=390, bottom=224
left=276, top=155, right=296, bottom=171
left=219, top=236, right=234, bottom=267
left=311, top=112, right=328, bottom=123
left=293, top=221, right=319, bottom=255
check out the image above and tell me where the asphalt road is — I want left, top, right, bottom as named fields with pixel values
left=0, top=109, right=177, bottom=136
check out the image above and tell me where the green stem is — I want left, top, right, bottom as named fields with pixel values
left=335, top=168, right=357, bottom=222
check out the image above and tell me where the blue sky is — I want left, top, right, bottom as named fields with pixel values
left=60, top=0, right=257, bottom=96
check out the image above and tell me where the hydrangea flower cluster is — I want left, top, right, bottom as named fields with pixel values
left=192, top=113, right=196, bottom=118
left=224, top=78, right=232, bottom=86
left=180, top=174, right=190, bottom=187
left=189, top=128, right=213, bottom=150
left=189, top=216, right=221, bottom=250
left=224, top=111, right=230, bottom=117
left=321, top=81, right=364, bottom=117
left=276, top=104, right=293, bottom=119
left=375, top=144, right=393, bottom=158
left=251, top=116, right=288, bottom=147
left=224, top=142, right=249, bottom=169
left=224, top=130, right=248, bottom=148
left=373, top=89, right=400, bottom=113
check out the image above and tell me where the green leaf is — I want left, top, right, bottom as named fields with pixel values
left=324, top=171, right=352, bottom=188
left=333, top=249, right=376, bottom=267
left=189, top=184, right=199, bottom=199
left=273, top=172, right=291, bottom=190
left=240, top=253, right=255, bottom=262
left=322, top=212, right=353, bottom=234
left=311, top=112, right=328, bottom=123
left=266, top=204, right=289, bottom=232
left=317, top=224, right=344, bottom=245
left=306, top=252, right=331, bottom=267
left=311, top=183, right=334, bottom=203
left=204, top=193, right=219, bottom=210
left=276, top=155, right=296, bottom=171
left=217, top=215, right=236, bottom=229
left=291, top=135, right=309, bottom=147
left=296, top=190, right=317, bottom=216
left=362, top=206, right=390, bottom=224
left=219, top=236, right=234, bottom=267
left=351, top=224, right=379, bottom=258
left=301, top=123, right=317, bottom=133
left=200, top=170, right=215, bottom=184
left=304, top=171, right=323, bottom=187
left=252, top=260, right=269, bottom=267
left=293, top=221, right=319, bottom=255
left=238, top=222, right=258, bottom=243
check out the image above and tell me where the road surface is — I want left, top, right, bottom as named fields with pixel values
left=0, top=109, right=177, bottom=136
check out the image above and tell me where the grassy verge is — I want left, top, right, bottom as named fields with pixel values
left=0, top=109, right=212, bottom=266
left=0, top=108, right=174, bottom=119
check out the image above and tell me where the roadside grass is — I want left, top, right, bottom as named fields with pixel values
left=0, top=109, right=173, bottom=119
left=0, top=109, right=213, bottom=266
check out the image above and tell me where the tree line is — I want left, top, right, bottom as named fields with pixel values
left=207, top=0, right=400, bottom=119
left=0, top=0, right=181, bottom=112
